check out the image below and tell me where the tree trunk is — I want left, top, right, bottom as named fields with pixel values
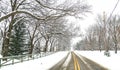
left=99, top=46, right=101, bottom=52
left=44, top=40, right=49, bottom=52
left=98, top=41, right=101, bottom=52
left=104, top=37, right=109, bottom=52
left=115, top=44, right=117, bottom=54
left=1, top=17, right=14, bottom=57
left=29, top=43, right=34, bottom=54
left=50, top=39, right=54, bottom=52
left=1, top=38, right=9, bottom=57
left=28, top=41, right=34, bottom=57
left=105, top=42, right=109, bottom=52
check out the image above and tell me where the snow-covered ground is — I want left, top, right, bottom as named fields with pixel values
left=76, top=51, right=120, bottom=70
left=1, top=51, right=69, bottom=70
left=1, top=51, right=120, bottom=70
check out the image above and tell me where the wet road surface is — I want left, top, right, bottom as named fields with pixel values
left=50, top=52, right=108, bottom=70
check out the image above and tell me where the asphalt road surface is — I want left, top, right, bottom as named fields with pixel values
left=50, top=52, right=108, bottom=70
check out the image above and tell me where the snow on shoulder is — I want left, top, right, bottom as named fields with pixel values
left=1, top=51, right=68, bottom=70
left=76, top=51, right=120, bottom=70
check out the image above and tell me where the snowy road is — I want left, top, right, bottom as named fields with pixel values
left=50, top=52, right=108, bottom=70
left=2, top=51, right=119, bottom=70
left=75, top=52, right=108, bottom=70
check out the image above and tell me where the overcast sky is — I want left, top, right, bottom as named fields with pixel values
left=80, top=0, right=120, bottom=33
left=71, top=0, right=120, bottom=46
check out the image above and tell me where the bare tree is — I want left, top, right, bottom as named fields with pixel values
left=108, top=15, right=120, bottom=53
left=0, top=0, right=91, bottom=57
left=95, top=13, right=110, bottom=52
left=27, top=20, right=42, bottom=54
left=1, top=0, right=30, bottom=57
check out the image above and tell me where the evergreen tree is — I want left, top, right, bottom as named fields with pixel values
left=8, top=19, right=28, bottom=56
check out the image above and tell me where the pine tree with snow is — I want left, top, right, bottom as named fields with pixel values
left=8, top=19, right=29, bottom=56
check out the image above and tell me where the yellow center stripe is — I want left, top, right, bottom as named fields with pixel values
left=72, top=52, right=81, bottom=70
left=73, top=53, right=77, bottom=70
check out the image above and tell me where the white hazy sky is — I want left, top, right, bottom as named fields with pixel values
left=71, top=0, right=120, bottom=46
left=80, top=0, right=120, bottom=33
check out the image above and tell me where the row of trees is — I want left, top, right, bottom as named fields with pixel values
left=0, top=0, right=91, bottom=57
left=75, top=13, right=120, bottom=54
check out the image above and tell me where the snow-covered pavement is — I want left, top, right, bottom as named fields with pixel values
left=1, top=51, right=69, bottom=70
left=76, top=51, right=120, bottom=70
